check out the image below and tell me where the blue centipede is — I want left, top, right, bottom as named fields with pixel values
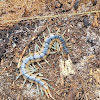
left=19, top=33, right=70, bottom=98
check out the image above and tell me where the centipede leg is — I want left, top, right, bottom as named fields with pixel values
left=43, top=32, right=46, bottom=39
left=40, top=87, right=44, bottom=96
left=29, top=65, right=38, bottom=73
left=29, top=65, right=37, bottom=72
left=32, top=63, right=38, bottom=70
left=35, top=73, right=43, bottom=77
left=51, top=46, right=58, bottom=51
left=22, top=79, right=26, bottom=87
left=52, top=41, right=60, bottom=51
left=47, top=26, right=51, bottom=34
left=53, top=41, right=57, bottom=50
left=15, top=73, right=22, bottom=81
left=56, top=28, right=60, bottom=34
left=44, top=59, right=50, bottom=66
left=35, top=43, right=40, bottom=52
left=29, top=82, right=33, bottom=89
left=37, top=84, right=40, bottom=96
left=37, top=62, right=42, bottom=68
left=44, top=89, right=49, bottom=98
left=38, top=37, right=42, bottom=45
left=37, top=44, right=41, bottom=50
left=28, top=48, right=31, bottom=54
left=56, top=41, right=60, bottom=51
left=66, top=43, right=72, bottom=50
left=62, top=30, right=66, bottom=36
left=47, top=83, right=54, bottom=90
left=46, top=88, right=56, bottom=100
left=43, top=87, right=55, bottom=100
left=41, top=77, right=51, bottom=81
left=48, top=92, right=56, bottom=100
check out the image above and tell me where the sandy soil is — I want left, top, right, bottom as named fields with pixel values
left=0, top=1, right=100, bottom=100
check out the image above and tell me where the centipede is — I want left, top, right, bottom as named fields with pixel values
left=16, top=33, right=70, bottom=99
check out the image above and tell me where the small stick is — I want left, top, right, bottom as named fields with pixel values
left=0, top=67, right=7, bottom=76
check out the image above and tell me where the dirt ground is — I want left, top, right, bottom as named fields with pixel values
left=0, top=0, right=100, bottom=100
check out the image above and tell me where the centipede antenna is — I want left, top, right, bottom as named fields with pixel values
left=44, top=59, right=50, bottom=66
left=29, top=82, right=33, bottom=89
left=37, top=84, right=40, bottom=96
left=37, top=62, right=42, bottom=68
left=38, top=37, right=42, bottom=45
left=15, top=73, right=22, bottom=81
left=47, top=26, right=51, bottom=34
left=40, top=87, right=44, bottom=96
left=22, top=79, right=26, bottom=87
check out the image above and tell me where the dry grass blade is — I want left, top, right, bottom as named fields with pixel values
left=0, top=66, right=6, bottom=76
left=1, top=10, right=100, bottom=24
